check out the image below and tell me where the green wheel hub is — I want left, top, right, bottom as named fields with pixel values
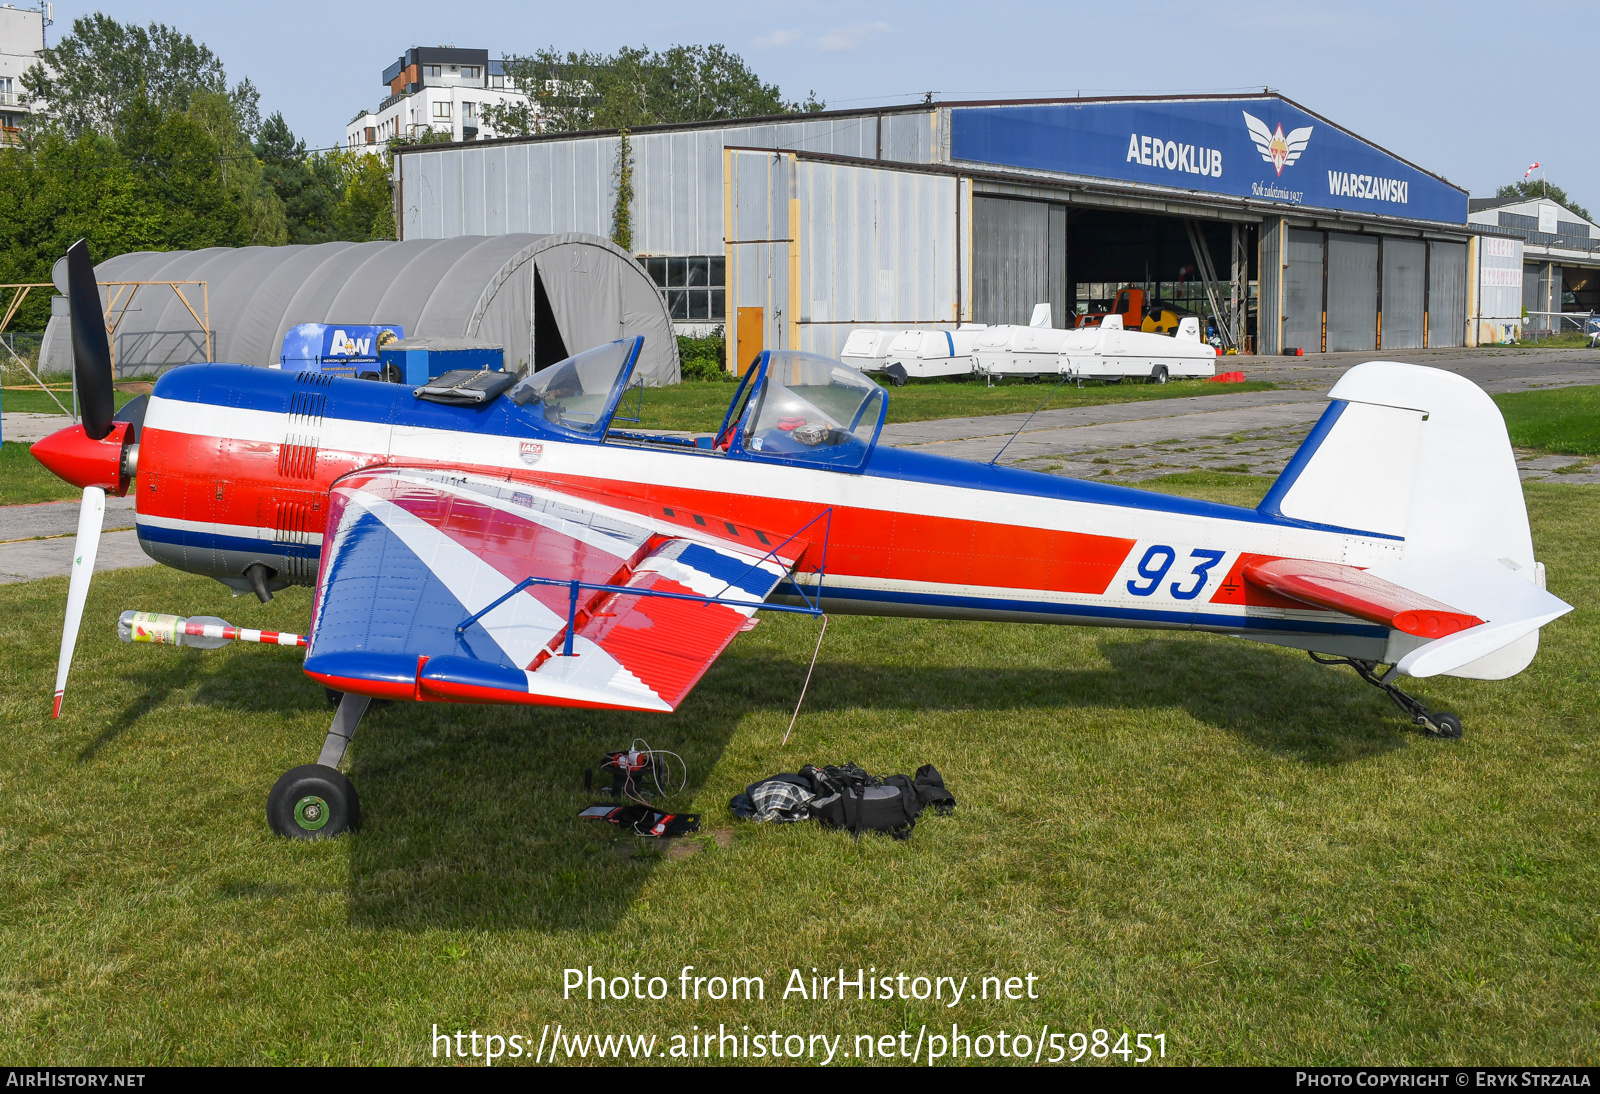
left=294, top=794, right=330, bottom=831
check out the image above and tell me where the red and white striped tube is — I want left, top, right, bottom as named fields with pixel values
left=118, top=611, right=307, bottom=649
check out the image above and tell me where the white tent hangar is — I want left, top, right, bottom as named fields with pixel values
left=40, top=232, right=681, bottom=384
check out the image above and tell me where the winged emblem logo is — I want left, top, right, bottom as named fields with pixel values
left=1243, top=111, right=1312, bottom=176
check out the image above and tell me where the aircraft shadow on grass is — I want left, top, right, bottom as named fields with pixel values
left=325, top=633, right=1414, bottom=933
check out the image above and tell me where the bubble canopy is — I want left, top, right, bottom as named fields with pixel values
left=715, top=351, right=888, bottom=472
left=508, top=336, right=642, bottom=436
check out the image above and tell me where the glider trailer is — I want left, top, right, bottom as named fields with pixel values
left=33, top=241, right=1571, bottom=839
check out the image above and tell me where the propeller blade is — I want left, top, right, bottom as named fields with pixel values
left=65, top=239, right=115, bottom=441
left=52, top=486, right=105, bottom=719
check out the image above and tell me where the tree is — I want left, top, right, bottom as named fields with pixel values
left=326, top=149, right=396, bottom=242
left=22, top=14, right=260, bottom=140
left=187, top=91, right=286, bottom=247
left=256, top=111, right=339, bottom=244
left=1496, top=179, right=1592, bottom=224
left=485, top=44, right=824, bottom=137
left=0, top=132, right=166, bottom=328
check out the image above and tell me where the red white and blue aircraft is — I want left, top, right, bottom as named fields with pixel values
left=32, top=241, right=1572, bottom=839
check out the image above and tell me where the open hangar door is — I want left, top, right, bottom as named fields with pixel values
left=1064, top=207, right=1255, bottom=348
left=1270, top=224, right=1467, bottom=353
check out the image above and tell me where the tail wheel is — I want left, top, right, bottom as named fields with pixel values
left=268, top=764, right=360, bottom=839
left=1425, top=713, right=1464, bottom=739
left=1150, top=365, right=1169, bottom=385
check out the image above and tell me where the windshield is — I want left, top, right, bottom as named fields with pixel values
left=507, top=337, right=640, bottom=435
left=737, top=351, right=886, bottom=470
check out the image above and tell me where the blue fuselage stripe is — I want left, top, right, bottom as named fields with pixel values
left=773, top=580, right=1389, bottom=639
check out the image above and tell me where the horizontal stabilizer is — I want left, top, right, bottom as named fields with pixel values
left=1396, top=609, right=1569, bottom=679
left=1242, top=558, right=1483, bottom=638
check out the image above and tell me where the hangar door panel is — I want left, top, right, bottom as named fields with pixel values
left=1327, top=232, right=1378, bottom=352
left=1283, top=229, right=1324, bottom=353
left=1381, top=238, right=1425, bottom=350
left=973, top=196, right=1065, bottom=326
left=1428, top=241, right=1466, bottom=347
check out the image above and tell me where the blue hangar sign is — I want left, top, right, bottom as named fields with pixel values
left=949, top=97, right=1467, bottom=224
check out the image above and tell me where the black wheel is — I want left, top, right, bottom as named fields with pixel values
left=1150, top=365, right=1169, bottom=385
left=380, top=363, right=403, bottom=384
left=1427, top=713, right=1463, bottom=739
left=891, top=374, right=907, bottom=387
left=268, top=764, right=360, bottom=839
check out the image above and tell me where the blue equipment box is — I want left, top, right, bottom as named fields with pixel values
left=378, top=339, right=506, bottom=385
left=278, top=323, right=404, bottom=377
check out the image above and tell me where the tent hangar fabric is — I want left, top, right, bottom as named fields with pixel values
left=40, top=232, right=681, bottom=385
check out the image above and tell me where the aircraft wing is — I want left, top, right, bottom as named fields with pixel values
left=302, top=468, right=804, bottom=711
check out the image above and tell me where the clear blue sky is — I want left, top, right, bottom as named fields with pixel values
left=50, top=0, right=1598, bottom=215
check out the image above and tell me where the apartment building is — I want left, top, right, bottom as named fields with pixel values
left=346, top=46, right=527, bottom=149
left=0, top=4, right=48, bottom=144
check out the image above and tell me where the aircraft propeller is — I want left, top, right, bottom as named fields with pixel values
left=45, top=240, right=119, bottom=717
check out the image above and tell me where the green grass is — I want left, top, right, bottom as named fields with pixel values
left=0, top=481, right=1594, bottom=1065
left=635, top=378, right=1276, bottom=433
left=1494, top=386, right=1600, bottom=456
left=1, top=386, right=144, bottom=416
left=0, top=441, right=82, bottom=505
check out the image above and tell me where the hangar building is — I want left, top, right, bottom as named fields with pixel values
left=392, top=93, right=1518, bottom=371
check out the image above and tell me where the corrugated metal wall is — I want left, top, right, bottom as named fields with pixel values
left=724, top=149, right=967, bottom=361
left=1258, top=218, right=1283, bottom=354
left=400, top=113, right=938, bottom=250
left=971, top=196, right=1066, bottom=326
left=1380, top=238, right=1426, bottom=350
left=1283, top=228, right=1324, bottom=353
left=1428, top=240, right=1466, bottom=346
left=1326, top=232, right=1378, bottom=351
left=726, top=150, right=795, bottom=364
left=795, top=157, right=965, bottom=356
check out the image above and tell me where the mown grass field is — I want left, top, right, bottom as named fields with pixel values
left=632, top=376, right=1276, bottom=433
left=0, top=478, right=1594, bottom=1066
left=0, top=442, right=82, bottom=506
left=1494, top=386, right=1600, bottom=456
left=0, top=385, right=143, bottom=417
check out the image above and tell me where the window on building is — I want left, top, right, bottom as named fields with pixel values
left=642, top=256, right=726, bottom=321
left=461, top=101, right=477, bottom=119
left=364, top=126, right=375, bottom=144
left=425, top=65, right=441, bottom=78
left=433, top=101, right=452, bottom=119
left=491, top=75, right=504, bottom=88
left=464, top=66, right=480, bottom=79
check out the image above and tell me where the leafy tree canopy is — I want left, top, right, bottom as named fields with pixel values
left=1496, top=179, right=1592, bottom=224
left=486, top=43, right=823, bottom=137
left=23, top=14, right=260, bottom=139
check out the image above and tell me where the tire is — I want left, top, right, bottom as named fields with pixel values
left=1150, top=365, right=1169, bottom=385
left=380, top=363, right=403, bottom=384
left=267, top=764, right=360, bottom=839
left=892, top=375, right=907, bottom=387
left=1429, top=713, right=1463, bottom=739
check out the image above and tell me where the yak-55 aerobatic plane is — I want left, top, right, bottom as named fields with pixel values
left=32, top=241, right=1572, bottom=838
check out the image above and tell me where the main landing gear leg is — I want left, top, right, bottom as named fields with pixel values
left=1309, top=653, right=1463, bottom=738
left=267, top=693, right=370, bottom=839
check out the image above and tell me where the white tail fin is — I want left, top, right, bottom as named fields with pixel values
left=1028, top=303, right=1051, bottom=328
left=1260, top=362, right=1567, bottom=679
